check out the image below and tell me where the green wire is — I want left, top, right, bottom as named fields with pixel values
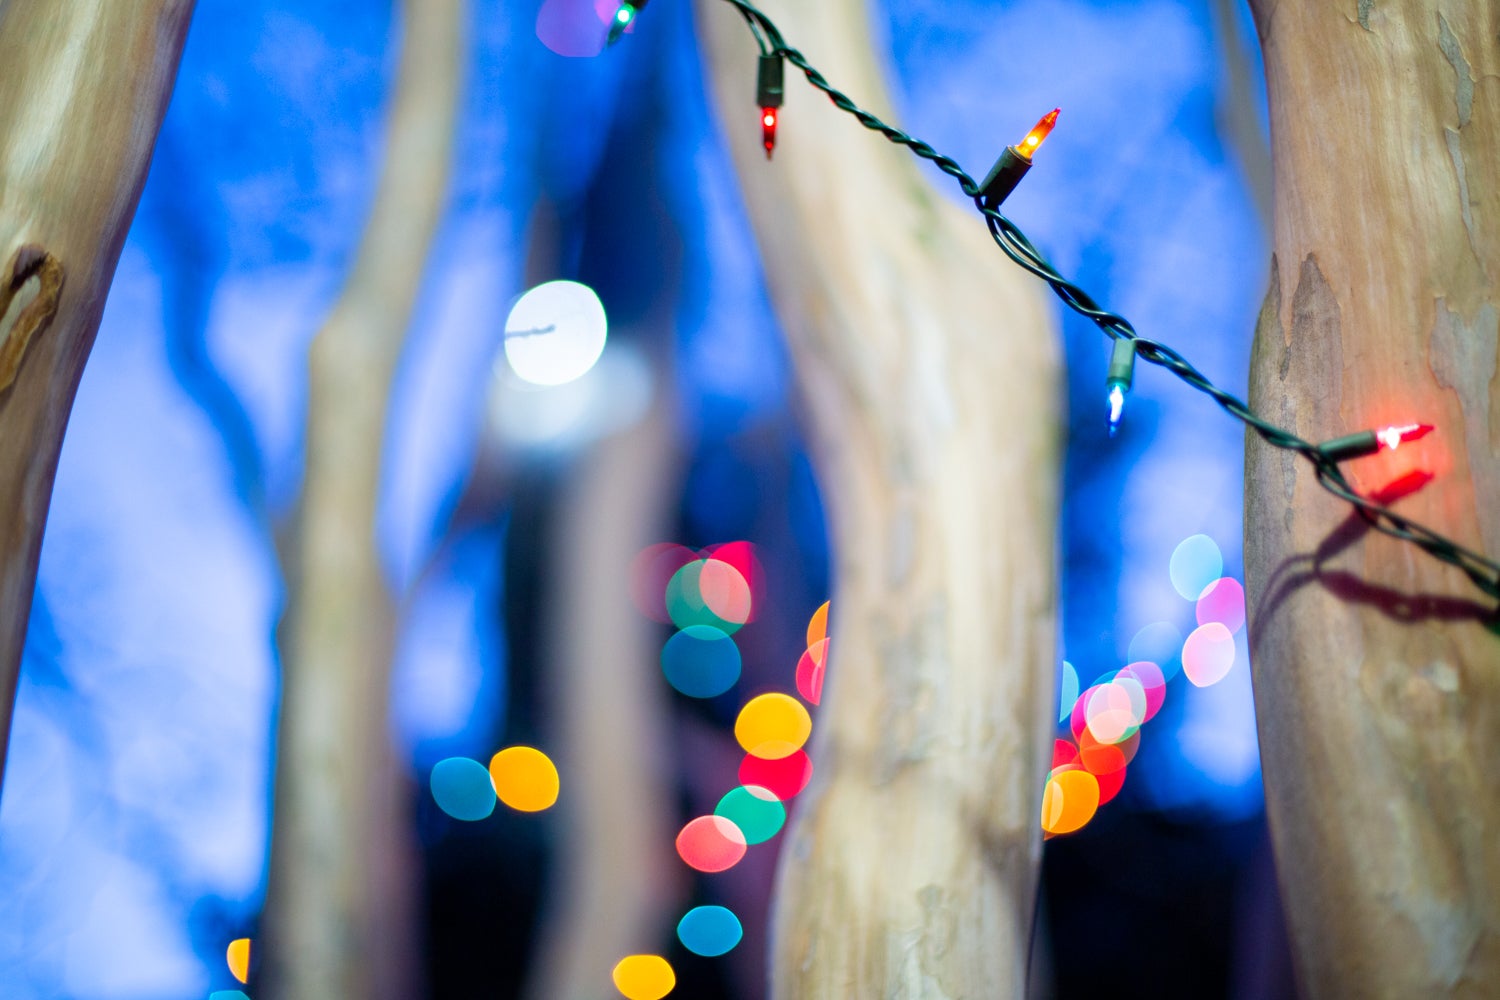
left=714, top=0, right=1500, bottom=604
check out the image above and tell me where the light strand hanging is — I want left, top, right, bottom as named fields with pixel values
left=719, top=0, right=1500, bottom=602
left=611, top=0, right=1500, bottom=603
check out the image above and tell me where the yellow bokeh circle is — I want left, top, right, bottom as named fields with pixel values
left=489, top=746, right=560, bottom=812
left=806, top=601, right=830, bottom=648
left=226, top=938, right=251, bottom=985
left=612, top=954, right=676, bottom=1000
left=1040, top=768, right=1100, bottom=836
left=735, top=693, right=812, bottom=760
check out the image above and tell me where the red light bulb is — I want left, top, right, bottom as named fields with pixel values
left=1376, top=423, right=1435, bottom=451
left=1318, top=422, right=1436, bottom=463
left=761, top=107, right=778, bottom=159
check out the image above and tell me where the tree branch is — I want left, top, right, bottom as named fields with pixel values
left=259, top=1, right=465, bottom=997
left=0, top=0, right=196, bottom=793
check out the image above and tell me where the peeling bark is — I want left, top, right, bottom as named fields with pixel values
left=1246, top=3, right=1500, bottom=996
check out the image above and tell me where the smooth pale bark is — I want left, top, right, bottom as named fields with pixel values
left=1245, top=3, right=1500, bottom=997
left=259, top=1, right=463, bottom=997
left=0, top=0, right=195, bottom=792
left=696, top=1, right=1062, bottom=995
left=524, top=394, right=679, bottom=1000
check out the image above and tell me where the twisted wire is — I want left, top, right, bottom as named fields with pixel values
left=714, top=0, right=1500, bottom=602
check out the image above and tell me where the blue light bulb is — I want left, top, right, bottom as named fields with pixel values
left=1107, top=383, right=1126, bottom=436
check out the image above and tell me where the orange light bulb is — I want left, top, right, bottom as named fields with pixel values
left=1018, top=108, right=1060, bottom=158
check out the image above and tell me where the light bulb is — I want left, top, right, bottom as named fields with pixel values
left=1318, top=422, right=1436, bottom=463
left=1107, top=384, right=1126, bottom=436
left=1376, top=423, right=1434, bottom=451
left=1018, top=108, right=1060, bottom=160
left=980, top=107, right=1061, bottom=209
left=606, top=2, right=638, bottom=45
left=1104, top=337, right=1136, bottom=437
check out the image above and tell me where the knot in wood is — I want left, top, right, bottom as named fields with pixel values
left=0, top=243, right=65, bottom=394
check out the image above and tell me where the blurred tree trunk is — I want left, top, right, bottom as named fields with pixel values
left=697, top=2, right=1062, bottom=995
left=0, top=0, right=195, bottom=793
left=524, top=391, right=680, bottom=1000
left=1245, top=3, right=1500, bottom=997
left=259, top=1, right=464, bottom=997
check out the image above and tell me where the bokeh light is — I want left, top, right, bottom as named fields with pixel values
left=1069, top=684, right=1102, bottom=743
left=806, top=600, right=830, bottom=647
left=1052, top=738, right=1079, bottom=771
left=699, top=558, right=753, bottom=626
left=795, top=639, right=828, bottom=705
left=1080, top=734, right=1128, bottom=773
left=209, top=993, right=250, bottom=1000
left=1095, top=765, right=1128, bottom=805
left=1041, top=773, right=1066, bottom=831
left=1058, top=660, right=1079, bottom=724
left=666, top=560, right=747, bottom=634
left=664, top=561, right=710, bottom=628
left=430, top=757, right=497, bottom=821
left=1128, top=621, right=1184, bottom=681
left=677, top=905, right=744, bottom=957
left=714, top=785, right=786, bottom=844
left=1041, top=768, right=1101, bottom=835
left=1118, top=660, right=1167, bottom=721
left=489, top=746, right=560, bottom=812
left=1169, top=534, right=1224, bottom=601
left=735, top=693, right=812, bottom=759
left=1078, top=728, right=1138, bottom=774
left=1084, top=675, right=1147, bottom=744
left=738, top=750, right=813, bottom=801
left=1196, top=577, right=1246, bottom=633
left=630, top=543, right=697, bottom=623
left=676, top=816, right=748, bottom=873
left=1078, top=738, right=1126, bottom=777
left=487, top=340, right=654, bottom=450
left=535, top=0, right=607, bottom=58
left=661, top=625, right=742, bottom=698
left=1041, top=548, right=1232, bottom=837
left=226, top=938, right=250, bottom=985
left=705, top=541, right=763, bottom=612
left=612, top=954, right=676, bottom=1000
left=1182, top=622, right=1236, bottom=687
left=593, top=0, right=632, bottom=31
left=503, top=279, right=608, bottom=386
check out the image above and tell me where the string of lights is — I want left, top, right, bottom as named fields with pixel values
left=612, top=0, right=1500, bottom=603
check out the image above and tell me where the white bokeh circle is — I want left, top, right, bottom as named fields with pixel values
left=503, top=280, right=608, bottom=386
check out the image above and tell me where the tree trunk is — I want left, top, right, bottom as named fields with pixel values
left=1245, top=3, right=1500, bottom=997
left=260, top=1, right=464, bottom=997
left=524, top=392, right=679, bottom=1000
left=695, top=2, right=1062, bottom=995
left=0, top=0, right=195, bottom=792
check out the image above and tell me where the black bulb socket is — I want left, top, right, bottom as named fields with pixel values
left=979, top=146, right=1033, bottom=211
left=756, top=53, right=784, bottom=109
left=1317, top=431, right=1381, bottom=463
